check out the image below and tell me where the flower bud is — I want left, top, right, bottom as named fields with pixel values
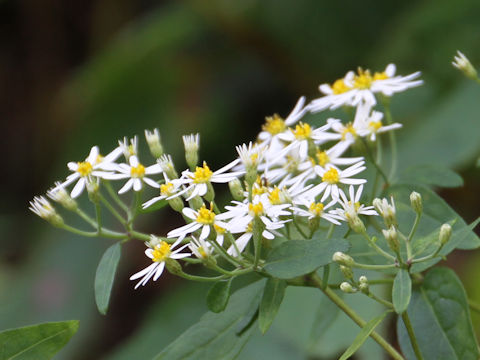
left=145, top=129, right=164, bottom=158
left=373, top=197, right=397, bottom=227
left=333, top=252, right=354, bottom=267
left=29, top=196, right=64, bottom=227
left=48, top=183, right=77, bottom=211
left=340, top=282, right=356, bottom=293
left=158, top=154, right=178, bottom=179
left=346, top=213, right=366, bottom=234
left=410, top=191, right=422, bottom=214
left=340, top=265, right=354, bottom=280
left=228, top=178, right=244, bottom=201
left=183, top=134, right=200, bottom=170
left=452, top=51, right=478, bottom=80
left=165, top=258, right=183, bottom=275
left=188, top=196, right=204, bottom=211
left=359, top=282, right=369, bottom=294
left=204, top=182, right=215, bottom=202
left=86, top=179, right=100, bottom=203
left=168, top=197, right=184, bottom=212
left=148, top=235, right=162, bottom=247
left=359, top=275, right=368, bottom=284
left=382, top=226, right=399, bottom=253
left=439, top=223, right=452, bottom=245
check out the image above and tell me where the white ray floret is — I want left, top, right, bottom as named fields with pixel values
left=333, top=185, right=378, bottom=221
left=142, top=174, right=185, bottom=209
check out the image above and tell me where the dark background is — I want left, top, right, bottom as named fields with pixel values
left=1, top=1, right=479, bottom=359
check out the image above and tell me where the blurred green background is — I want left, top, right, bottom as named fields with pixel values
left=1, top=0, right=480, bottom=359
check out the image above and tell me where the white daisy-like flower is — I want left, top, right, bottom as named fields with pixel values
left=118, top=136, right=138, bottom=160
left=29, top=196, right=56, bottom=220
left=188, top=236, right=215, bottom=260
left=104, top=155, right=162, bottom=194
left=130, top=237, right=190, bottom=289
left=333, top=185, right=378, bottom=221
left=452, top=50, right=477, bottom=79
left=355, top=111, right=402, bottom=142
left=292, top=198, right=342, bottom=225
left=157, top=154, right=178, bottom=179
left=58, top=146, right=123, bottom=198
left=142, top=174, right=184, bottom=209
left=373, top=196, right=396, bottom=223
left=235, top=142, right=267, bottom=171
left=167, top=203, right=229, bottom=241
left=171, top=161, right=243, bottom=201
left=311, top=161, right=367, bottom=202
left=309, top=64, right=423, bottom=111
left=182, top=133, right=200, bottom=153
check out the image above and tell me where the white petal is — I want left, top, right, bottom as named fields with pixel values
left=71, top=178, right=86, bottom=198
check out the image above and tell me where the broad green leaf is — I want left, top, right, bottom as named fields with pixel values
left=397, top=267, right=479, bottom=360
left=207, top=278, right=233, bottom=313
left=339, top=311, right=388, bottom=360
left=392, top=269, right=411, bottom=314
left=154, top=280, right=264, bottom=360
left=0, top=321, right=79, bottom=360
left=95, top=242, right=121, bottom=315
left=397, top=164, right=463, bottom=188
left=263, top=237, right=350, bottom=279
left=258, top=278, right=287, bottom=334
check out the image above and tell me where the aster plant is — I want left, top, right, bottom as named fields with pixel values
left=24, top=56, right=480, bottom=360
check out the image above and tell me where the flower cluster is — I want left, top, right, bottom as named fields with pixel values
left=30, top=63, right=422, bottom=288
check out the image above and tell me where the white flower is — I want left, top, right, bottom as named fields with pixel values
left=235, top=142, right=267, bottom=171
left=373, top=196, right=396, bottom=226
left=130, top=237, right=190, bottom=289
left=142, top=174, right=185, bottom=209
left=58, top=146, right=122, bottom=198
left=309, top=64, right=423, bottom=111
left=104, top=155, right=162, bottom=194
left=167, top=203, right=229, bottom=240
left=189, top=236, right=215, bottom=260
left=157, top=154, right=178, bottom=179
left=118, top=136, right=138, bottom=160
left=145, top=129, right=163, bottom=158
left=292, top=198, right=342, bottom=225
left=311, top=161, right=367, bottom=202
left=182, top=134, right=200, bottom=153
left=172, top=161, right=243, bottom=201
left=333, top=185, right=377, bottom=221
left=29, top=196, right=56, bottom=220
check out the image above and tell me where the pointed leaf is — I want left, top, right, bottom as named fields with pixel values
left=397, top=267, right=479, bottom=360
left=259, top=278, right=287, bottom=334
left=95, top=242, right=121, bottom=315
left=0, top=321, right=79, bottom=360
left=397, top=164, right=463, bottom=188
left=339, top=311, right=388, bottom=360
left=154, top=281, right=264, bottom=360
left=207, top=278, right=233, bottom=313
left=392, top=269, right=412, bottom=314
left=264, top=237, right=350, bottom=279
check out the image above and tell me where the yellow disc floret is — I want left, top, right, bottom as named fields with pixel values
left=249, top=202, right=264, bottom=217
left=316, top=150, right=330, bottom=167
left=331, top=79, right=351, bottom=94
left=214, top=224, right=226, bottom=235
left=309, top=202, right=325, bottom=217
left=322, top=168, right=340, bottom=184
left=262, top=114, right=286, bottom=135
left=292, top=122, right=312, bottom=140
left=196, top=203, right=215, bottom=224
left=160, top=182, right=174, bottom=196
left=373, top=71, right=389, bottom=81
left=192, top=162, right=213, bottom=184
left=268, top=187, right=282, bottom=205
left=151, top=241, right=171, bottom=262
left=368, top=121, right=382, bottom=132
left=131, top=164, right=146, bottom=178
left=342, top=123, right=357, bottom=140
left=77, top=161, right=93, bottom=177
left=353, top=68, right=374, bottom=89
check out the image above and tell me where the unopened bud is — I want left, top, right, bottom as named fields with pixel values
left=452, top=51, right=478, bottom=80
left=439, top=224, right=452, bottom=245
left=86, top=179, right=100, bottom=203
left=165, top=258, right=183, bottom=275
left=145, top=129, right=164, bottom=158
left=410, top=191, right=422, bottom=214
left=347, top=213, right=366, bottom=234
left=48, top=183, right=77, bottom=211
left=359, top=282, right=369, bottom=294
left=168, top=197, right=184, bottom=212
left=333, top=252, right=354, bottom=267
left=158, top=154, right=178, bottom=179
left=204, top=182, right=215, bottom=202
left=373, top=197, right=397, bottom=227
left=148, top=235, right=162, bottom=247
left=359, top=275, right=368, bottom=284
left=183, top=134, right=200, bottom=170
left=340, top=282, right=356, bottom=293
left=29, top=196, right=64, bottom=227
left=340, top=265, right=354, bottom=280
left=229, top=178, right=244, bottom=201
left=188, top=196, right=204, bottom=211
left=382, top=226, right=399, bottom=253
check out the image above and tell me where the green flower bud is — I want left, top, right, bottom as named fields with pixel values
left=382, top=226, right=399, bottom=253
left=158, top=154, right=178, bottom=180
left=452, top=51, right=478, bottom=80
left=204, top=182, right=215, bottom=202
left=340, top=265, right=354, bottom=280
left=373, top=197, right=397, bottom=227
left=228, top=178, right=244, bottom=201
left=410, top=191, right=422, bottom=214
left=48, top=182, right=77, bottom=211
left=333, top=252, right=354, bottom=267
left=439, top=223, right=452, bottom=245
left=340, top=282, right=356, bottom=293
left=183, top=134, right=200, bottom=170
left=347, top=213, right=366, bottom=234
left=168, top=197, right=184, bottom=212
left=165, top=258, right=183, bottom=275
left=188, top=196, right=204, bottom=211
left=145, top=129, right=164, bottom=158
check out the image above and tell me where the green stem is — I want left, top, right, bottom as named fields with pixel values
left=308, top=273, right=404, bottom=360
left=95, top=203, right=102, bottom=235
left=100, top=195, right=127, bottom=225
left=329, top=278, right=394, bottom=288
left=468, top=299, right=480, bottom=314
left=351, top=261, right=396, bottom=270
left=75, top=208, right=97, bottom=229
left=362, top=231, right=396, bottom=261
left=406, top=213, right=421, bottom=260
left=104, top=181, right=128, bottom=212
left=366, top=291, right=394, bottom=308
left=326, top=223, right=335, bottom=239
left=60, top=224, right=126, bottom=240
left=401, top=312, right=424, bottom=360
left=293, top=217, right=309, bottom=239
left=177, top=271, right=227, bottom=282
left=129, top=230, right=151, bottom=242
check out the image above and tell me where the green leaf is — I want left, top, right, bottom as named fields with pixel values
left=0, top=321, right=79, bottom=360
left=207, top=278, right=233, bottom=313
left=263, top=237, right=350, bottom=279
left=154, top=280, right=264, bottom=360
left=339, top=311, right=388, bottom=360
left=397, top=164, right=463, bottom=188
left=138, top=199, right=168, bottom=214
left=392, top=269, right=412, bottom=314
left=397, top=267, right=479, bottom=360
left=95, top=243, right=121, bottom=315
left=258, top=278, right=287, bottom=334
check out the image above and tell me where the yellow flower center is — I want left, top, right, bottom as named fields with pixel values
left=316, top=150, right=330, bottom=167
left=262, top=114, right=286, bottom=135
left=128, top=144, right=136, bottom=156
left=309, top=202, right=325, bottom=216
left=246, top=221, right=253, bottom=233
left=95, top=155, right=104, bottom=164
left=268, top=187, right=281, bottom=205
left=160, top=182, right=174, bottom=196
left=373, top=71, right=389, bottom=81
left=196, top=204, right=215, bottom=224
left=77, top=162, right=93, bottom=177
left=192, top=162, right=213, bottom=184
left=348, top=201, right=361, bottom=212
left=322, top=168, right=340, bottom=184
left=292, top=122, right=312, bottom=140
left=214, top=224, right=226, bottom=235
left=368, top=121, right=382, bottom=132
left=197, top=246, right=208, bottom=258
left=249, top=202, right=264, bottom=217
left=130, top=164, right=145, bottom=178
left=342, top=123, right=357, bottom=140
left=353, top=68, right=374, bottom=89
left=152, top=241, right=171, bottom=262
left=331, top=79, right=351, bottom=94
